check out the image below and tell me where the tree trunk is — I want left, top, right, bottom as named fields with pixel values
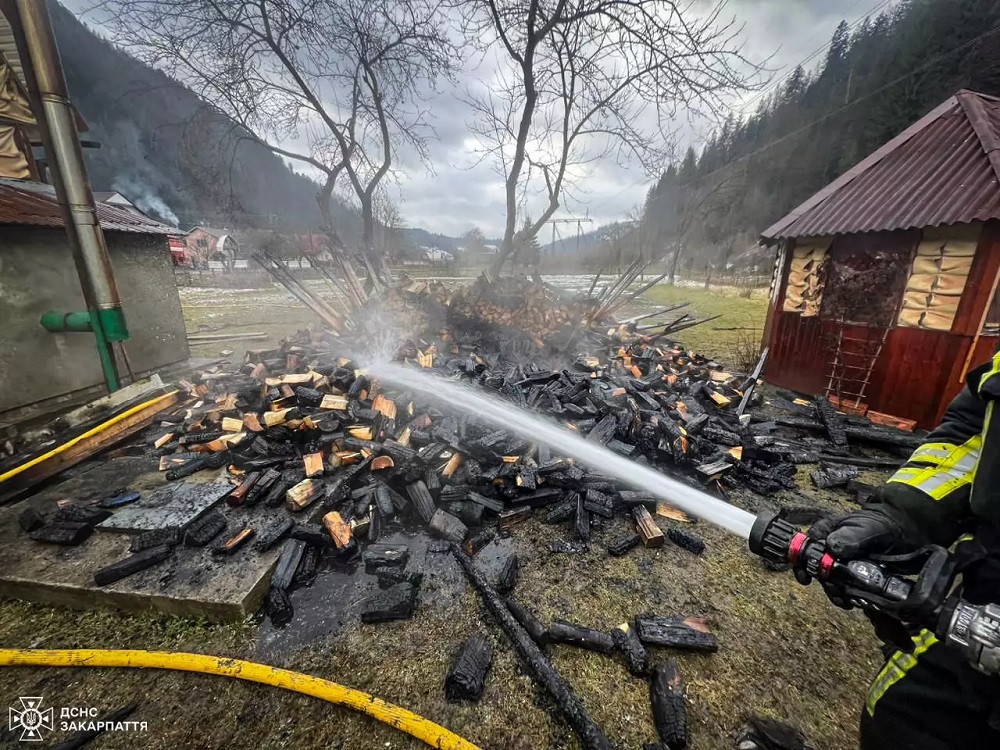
left=668, top=245, right=682, bottom=285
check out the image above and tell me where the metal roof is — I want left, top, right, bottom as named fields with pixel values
left=762, top=90, right=1000, bottom=241
left=0, top=178, right=175, bottom=234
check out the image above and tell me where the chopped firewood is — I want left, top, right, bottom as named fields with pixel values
left=430, top=509, right=468, bottom=543
left=372, top=395, right=398, bottom=419
left=469, top=491, right=505, bottom=514
left=294, top=545, right=320, bottom=586
left=548, top=619, right=614, bottom=654
left=154, top=432, right=175, bottom=449
left=635, top=615, right=718, bottom=652
left=496, top=553, right=519, bottom=594
left=94, top=545, right=172, bottom=586
left=255, top=518, right=294, bottom=552
left=285, top=479, right=321, bottom=512
left=814, top=395, right=848, bottom=447
left=371, top=455, right=394, bottom=471
left=225, top=471, right=261, bottom=508
left=633, top=506, right=665, bottom=548
left=397, top=427, right=412, bottom=446
left=360, top=582, right=418, bottom=623
left=583, top=489, right=615, bottom=518
left=619, top=490, right=655, bottom=508
left=811, top=464, right=859, bottom=489
left=442, top=452, right=463, bottom=478
left=667, top=528, right=705, bottom=555
left=242, top=412, right=264, bottom=432
left=499, top=506, right=532, bottom=529
left=364, top=544, right=409, bottom=571
left=184, top=511, right=226, bottom=547
left=303, top=452, right=325, bottom=478
left=407, top=480, right=436, bottom=524
left=221, top=417, right=243, bottom=432
left=331, top=450, right=363, bottom=467
left=651, top=661, right=687, bottom=750
left=322, top=512, right=353, bottom=550
left=656, top=503, right=694, bottom=523
left=544, top=501, right=576, bottom=524
left=349, top=425, right=374, bottom=440
left=607, top=532, right=641, bottom=557
left=212, top=527, right=255, bottom=555
left=264, top=409, right=292, bottom=427
left=272, top=540, right=306, bottom=590
left=463, top=529, right=495, bottom=556
left=320, top=394, right=349, bottom=411
left=267, top=586, right=293, bottom=626
left=613, top=622, right=650, bottom=677
left=452, top=547, right=613, bottom=750
left=444, top=634, right=493, bottom=702
left=30, top=522, right=93, bottom=546
left=708, top=389, right=731, bottom=408
left=574, top=493, right=590, bottom=541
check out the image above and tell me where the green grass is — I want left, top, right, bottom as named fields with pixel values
left=638, top=285, right=768, bottom=366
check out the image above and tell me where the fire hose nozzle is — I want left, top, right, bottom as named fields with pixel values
left=749, top=511, right=797, bottom=563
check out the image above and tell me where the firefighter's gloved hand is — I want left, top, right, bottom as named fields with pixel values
left=812, top=506, right=920, bottom=559
left=796, top=505, right=925, bottom=608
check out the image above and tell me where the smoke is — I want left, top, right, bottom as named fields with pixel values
left=112, top=175, right=180, bottom=227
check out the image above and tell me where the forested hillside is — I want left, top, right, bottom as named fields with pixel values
left=645, top=0, right=1000, bottom=271
left=50, top=0, right=360, bottom=237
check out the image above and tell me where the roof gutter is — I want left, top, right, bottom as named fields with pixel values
left=4, top=0, right=127, bottom=392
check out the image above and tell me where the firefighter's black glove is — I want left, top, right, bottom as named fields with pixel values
left=796, top=504, right=926, bottom=608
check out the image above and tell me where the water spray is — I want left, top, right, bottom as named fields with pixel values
left=373, top=363, right=1000, bottom=675
left=372, top=362, right=757, bottom=539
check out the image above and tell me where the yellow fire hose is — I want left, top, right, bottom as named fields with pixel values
left=0, top=390, right=180, bottom=485
left=0, top=648, right=480, bottom=749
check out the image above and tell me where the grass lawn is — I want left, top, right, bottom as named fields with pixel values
left=638, top=285, right=769, bottom=367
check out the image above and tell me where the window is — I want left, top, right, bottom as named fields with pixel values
left=782, top=238, right=830, bottom=317
left=819, top=232, right=916, bottom=326
left=897, top=224, right=979, bottom=332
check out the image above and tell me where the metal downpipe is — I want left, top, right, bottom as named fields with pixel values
left=7, top=0, right=126, bottom=391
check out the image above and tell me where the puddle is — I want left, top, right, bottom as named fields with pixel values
left=256, top=528, right=515, bottom=660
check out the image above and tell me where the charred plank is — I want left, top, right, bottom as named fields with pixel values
left=650, top=661, right=687, bottom=750
left=451, top=546, right=614, bottom=750
left=548, top=619, right=614, bottom=654
left=444, top=634, right=493, bottom=702
left=607, top=532, right=641, bottom=557
left=613, top=622, right=649, bottom=677
left=635, top=615, right=717, bottom=652
left=94, top=545, right=172, bottom=586
left=360, top=582, right=418, bottom=623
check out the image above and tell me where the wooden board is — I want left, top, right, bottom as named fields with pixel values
left=1, top=391, right=180, bottom=504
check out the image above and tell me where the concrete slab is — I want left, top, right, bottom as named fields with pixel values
left=0, top=456, right=282, bottom=621
left=98, top=481, right=228, bottom=533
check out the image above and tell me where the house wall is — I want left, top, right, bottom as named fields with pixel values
left=184, top=228, right=218, bottom=262
left=0, top=227, right=190, bottom=413
left=764, top=222, right=1000, bottom=428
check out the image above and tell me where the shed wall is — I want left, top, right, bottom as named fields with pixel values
left=764, top=222, right=1000, bottom=428
left=0, top=227, right=189, bottom=412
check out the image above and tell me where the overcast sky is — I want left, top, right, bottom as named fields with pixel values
left=66, top=0, right=897, bottom=238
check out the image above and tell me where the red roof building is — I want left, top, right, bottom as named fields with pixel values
left=760, top=90, right=1000, bottom=428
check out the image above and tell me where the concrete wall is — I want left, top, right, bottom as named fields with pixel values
left=0, top=227, right=190, bottom=412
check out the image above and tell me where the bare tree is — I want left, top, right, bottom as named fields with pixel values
left=454, top=0, right=760, bottom=278
left=373, top=192, right=407, bottom=263
left=93, top=0, right=456, bottom=294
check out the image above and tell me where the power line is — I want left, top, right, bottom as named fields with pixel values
left=739, top=0, right=897, bottom=114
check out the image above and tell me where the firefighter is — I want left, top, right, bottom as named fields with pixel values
left=808, top=353, right=1000, bottom=749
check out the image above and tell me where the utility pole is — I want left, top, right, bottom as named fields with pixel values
left=544, top=217, right=593, bottom=261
